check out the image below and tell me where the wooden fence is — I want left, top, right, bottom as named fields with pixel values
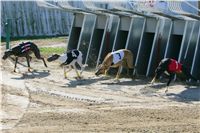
left=1, top=1, right=73, bottom=37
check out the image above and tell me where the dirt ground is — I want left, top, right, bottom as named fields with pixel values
left=1, top=43, right=200, bottom=133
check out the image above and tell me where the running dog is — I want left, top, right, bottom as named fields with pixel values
left=2, top=42, right=47, bottom=72
left=95, top=49, right=135, bottom=79
left=47, top=49, right=87, bottom=79
left=151, top=58, right=198, bottom=92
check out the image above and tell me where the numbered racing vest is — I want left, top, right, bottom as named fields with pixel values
left=168, top=59, right=182, bottom=73
left=111, top=50, right=124, bottom=65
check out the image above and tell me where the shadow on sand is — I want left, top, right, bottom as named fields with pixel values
left=166, top=86, right=200, bottom=102
left=63, top=76, right=111, bottom=88
left=100, top=78, right=149, bottom=86
left=11, top=70, right=50, bottom=80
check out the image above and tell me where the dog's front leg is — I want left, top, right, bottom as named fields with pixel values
left=151, top=76, right=156, bottom=84
left=14, top=57, right=18, bottom=72
left=165, top=73, right=174, bottom=93
left=105, top=69, right=109, bottom=76
left=64, top=66, right=72, bottom=78
left=165, top=86, right=169, bottom=93
left=115, top=64, right=122, bottom=80
left=73, top=64, right=81, bottom=79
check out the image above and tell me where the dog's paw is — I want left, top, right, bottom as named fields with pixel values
left=28, top=67, right=34, bottom=72
left=75, top=76, right=82, bottom=80
left=114, top=78, right=120, bottom=82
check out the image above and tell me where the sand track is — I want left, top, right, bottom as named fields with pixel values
left=1, top=56, right=200, bottom=132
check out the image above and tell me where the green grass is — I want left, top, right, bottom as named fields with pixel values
left=39, top=47, right=66, bottom=56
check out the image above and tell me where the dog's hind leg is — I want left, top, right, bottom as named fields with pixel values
left=14, top=57, right=18, bottom=72
left=26, top=55, right=32, bottom=72
left=33, top=47, right=47, bottom=67
left=165, top=73, right=174, bottom=93
left=77, top=56, right=88, bottom=76
left=126, top=53, right=136, bottom=78
left=73, top=64, right=81, bottom=79
left=28, top=55, right=32, bottom=62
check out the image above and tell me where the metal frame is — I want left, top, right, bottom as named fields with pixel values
left=146, top=18, right=161, bottom=76
left=112, top=15, right=131, bottom=51
left=191, top=21, right=200, bottom=79
left=164, top=20, right=173, bottom=58
left=134, top=17, right=160, bottom=76
left=178, top=20, right=192, bottom=63
left=133, top=18, right=146, bottom=75
left=164, top=20, right=185, bottom=60
left=147, top=18, right=174, bottom=76
left=77, top=14, right=97, bottom=64
left=124, top=16, right=146, bottom=75
left=37, top=1, right=200, bottom=79
left=96, top=15, right=111, bottom=68
left=85, top=15, right=97, bottom=65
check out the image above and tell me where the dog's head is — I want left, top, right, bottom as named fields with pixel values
left=95, top=64, right=108, bottom=76
left=2, top=49, right=12, bottom=60
left=47, top=54, right=60, bottom=62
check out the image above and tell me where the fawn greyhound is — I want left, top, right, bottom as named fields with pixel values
left=2, top=42, right=47, bottom=72
left=95, top=49, right=135, bottom=79
left=151, top=58, right=198, bottom=93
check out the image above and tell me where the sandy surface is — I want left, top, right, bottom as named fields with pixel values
left=1, top=48, right=200, bottom=132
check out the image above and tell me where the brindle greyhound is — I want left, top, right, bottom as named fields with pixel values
left=151, top=58, right=198, bottom=93
left=2, top=42, right=47, bottom=72
left=95, top=49, right=135, bottom=79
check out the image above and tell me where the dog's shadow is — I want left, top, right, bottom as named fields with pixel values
left=166, top=86, right=200, bottom=103
left=63, top=76, right=111, bottom=88
left=11, top=70, right=50, bottom=80
left=100, top=78, right=148, bottom=86
left=139, top=82, right=167, bottom=96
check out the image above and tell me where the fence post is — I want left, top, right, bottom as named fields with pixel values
left=5, top=19, right=11, bottom=49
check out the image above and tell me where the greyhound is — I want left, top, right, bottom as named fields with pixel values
left=2, top=42, right=47, bottom=72
left=95, top=49, right=135, bottom=79
left=47, top=49, right=87, bottom=79
left=151, top=58, right=198, bottom=93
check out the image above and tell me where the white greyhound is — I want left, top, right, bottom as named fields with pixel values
left=47, top=49, right=87, bottom=79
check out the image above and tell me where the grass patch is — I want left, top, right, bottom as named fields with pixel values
left=39, top=47, right=65, bottom=56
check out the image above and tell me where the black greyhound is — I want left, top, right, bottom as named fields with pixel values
left=2, top=42, right=47, bottom=72
left=151, top=58, right=197, bottom=92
